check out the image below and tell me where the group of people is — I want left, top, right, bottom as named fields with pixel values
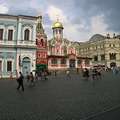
left=82, top=68, right=102, bottom=80
left=16, top=70, right=49, bottom=92
left=16, top=66, right=120, bottom=91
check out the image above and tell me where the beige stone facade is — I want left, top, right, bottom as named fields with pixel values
left=79, top=34, right=120, bottom=68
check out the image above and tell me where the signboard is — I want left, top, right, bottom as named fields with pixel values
left=37, top=51, right=47, bottom=59
left=36, top=51, right=47, bottom=64
left=36, top=59, right=47, bottom=64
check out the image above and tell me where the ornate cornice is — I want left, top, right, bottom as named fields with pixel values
left=22, top=24, right=33, bottom=28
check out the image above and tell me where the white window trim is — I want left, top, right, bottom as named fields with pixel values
left=6, top=59, right=14, bottom=73
left=0, top=25, right=5, bottom=40
left=23, top=26, right=32, bottom=41
left=0, top=59, right=3, bottom=72
left=6, top=26, right=15, bottom=41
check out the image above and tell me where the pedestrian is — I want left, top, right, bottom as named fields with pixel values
left=84, top=68, right=89, bottom=80
left=44, top=70, right=48, bottom=80
left=26, top=72, right=30, bottom=82
left=66, top=70, right=71, bottom=80
left=54, top=70, right=57, bottom=76
left=29, top=72, right=34, bottom=86
left=35, top=71, right=38, bottom=81
left=17, top=72, right=24, bottom=91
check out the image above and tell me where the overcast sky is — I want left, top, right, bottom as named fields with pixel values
left=0, top=0, right=119, bottom=41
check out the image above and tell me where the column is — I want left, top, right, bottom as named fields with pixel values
left=75, top=59, right=77, bottom=68
left=98, top=54, right=101, bottom=62
left=67, top=59, right=69, bottom=68
left=17, top=18, right=22, bottom=41
left=33, top=24, right=36, bottom=42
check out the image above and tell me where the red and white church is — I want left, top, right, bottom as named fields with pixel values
left=47, top=20, right=92, bottom=70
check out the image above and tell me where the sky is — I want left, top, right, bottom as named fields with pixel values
left=0, top=0, right=120, bottom=42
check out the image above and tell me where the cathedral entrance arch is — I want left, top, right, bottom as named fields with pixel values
left=69, top=54, right=76, bottom=68
left=22, top=57, right=31, bottom=76
left=69, top=59, right=75, bottom=68
left=110, top=62, right=116, bottom=68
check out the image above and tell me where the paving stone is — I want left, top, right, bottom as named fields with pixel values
left=0, top=71, right=120, bottom=120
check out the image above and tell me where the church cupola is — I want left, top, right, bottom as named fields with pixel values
left=52, top=19, right=64, bottom=42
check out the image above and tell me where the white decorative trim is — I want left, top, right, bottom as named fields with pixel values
left=22, top=26, right=32, bottom=40
left=0, top=58, right=3, bottom=72
left=6, top=26, right=15, bottom=40
left=6, top=59, right=14, bottom=73
left=0, top=25, right=5, bottom=40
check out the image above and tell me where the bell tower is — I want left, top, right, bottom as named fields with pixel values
left=52, top=19, right=64, bottom=43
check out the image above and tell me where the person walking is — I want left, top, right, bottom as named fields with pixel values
left=17, top=72, right=24, bottom=91
left=29, top=72, right=34, bottom=86
left=84, top=68, right=89, bottom=80
left=66, top=70, right=71, bottom=80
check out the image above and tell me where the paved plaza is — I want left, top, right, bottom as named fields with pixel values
left=0, top=71, right=120, bottom=120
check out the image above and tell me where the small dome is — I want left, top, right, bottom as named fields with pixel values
left=52, top=21, right=64, bottom=29
left=89, top=34, right=105, bottom=41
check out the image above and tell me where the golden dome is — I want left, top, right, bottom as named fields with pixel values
left=52, top=21, right=64, bottom=29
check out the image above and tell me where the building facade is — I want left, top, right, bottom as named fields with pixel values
left=47, top=20, right=92, bottom=70
left=0, top=14, right=37, bottom=78
left=79, top=34, right=120, bottom=68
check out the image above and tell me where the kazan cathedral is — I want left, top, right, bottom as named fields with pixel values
left=46, top=19, right=120, bottom=70
left=47, top=20, right=91, bottom=70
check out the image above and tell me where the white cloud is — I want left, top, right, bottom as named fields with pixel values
left=88, top=14, right=115, bottom=38
left=46, top=5, right=67, bottom=22
left=0, top=4, right=8, bottom=14
left=46, top=5, right=84, bottom=41
left=90, top=15, right=109, bottom=35
left=46, top=6, right=114, bottom=42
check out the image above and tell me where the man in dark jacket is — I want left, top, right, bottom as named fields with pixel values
left=17, top=72, right=24, bottom=91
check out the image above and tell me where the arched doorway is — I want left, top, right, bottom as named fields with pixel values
left=22, top=57, right=31, bottom=76
left=69, top=59, right=75, bottom=68
left=110, top=62, right=116, bottom=68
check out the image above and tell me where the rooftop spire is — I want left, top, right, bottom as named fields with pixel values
left=56, top=14, right=59, bottom=22
left=36, top=15, right=44, bottom=34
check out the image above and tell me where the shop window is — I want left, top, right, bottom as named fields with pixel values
left=61, top=59, right=66, bottom=64
left=85, top=59, right=90, bottom=65
left=7, top=61, right=12, bottom=72
left=8, top=29, right=13, bottom=41
left=101, top=54, right=105, bottom=61
left=51, top=58, right=57, bottom=64
left=0, top=29, right=3, bottom=40
left=77, top=59, right=82, bottom=64
left=94, top=55, right=98, bottom=61
left=24, top=29, right=30, bottom=40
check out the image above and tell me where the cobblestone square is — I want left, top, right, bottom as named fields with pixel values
left=0, top=71, right=120, bottom=120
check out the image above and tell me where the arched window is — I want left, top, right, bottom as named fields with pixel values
left=0, top=29, right=3, bottom=40
left=41, top=39, right=44, bottom=46
left=109, top=53, right=116, bottom=60
left=24, top=29, right=30, bottom=40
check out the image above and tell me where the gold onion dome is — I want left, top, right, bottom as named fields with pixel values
left=52, top=21, right=64, bottom=29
